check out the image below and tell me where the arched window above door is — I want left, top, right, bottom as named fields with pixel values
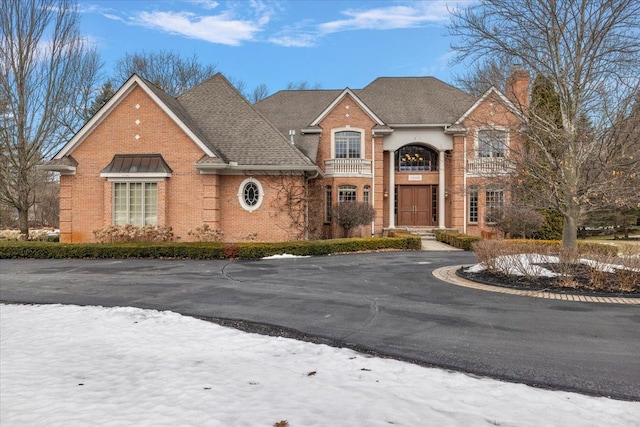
left=396, top=145, right=438, bottom=171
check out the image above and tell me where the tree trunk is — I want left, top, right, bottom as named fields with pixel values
left=18, top=207, right=29, bottom=240
left=562, top=204, right=580, bottom=248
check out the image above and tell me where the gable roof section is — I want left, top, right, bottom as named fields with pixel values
left=358, top=77, right=476, bottom=125
left=53, top=74, right=217, bottom=160
left=309, top=88, right=385, bottom=127
left=254, top=90, right=342, bottom=162
left=177, top=74, right=315, bottom=168
left=453, top=86, right=524, bottom=125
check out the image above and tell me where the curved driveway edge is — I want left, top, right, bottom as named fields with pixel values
left=434, top=265, right=640, bottom=305
left=1, top=254, right=639, bottom=401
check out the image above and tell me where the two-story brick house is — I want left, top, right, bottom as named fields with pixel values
left=43, top=69, right=528, bottom=243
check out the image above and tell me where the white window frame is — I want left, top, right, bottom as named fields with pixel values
left=468, top=187, right=478, bottom=223
left=338, top=185, right=357, bottom=203
left=331, top=127, right=364, bottom=159
left=476, top=127, right=509, bottom=158
left=112, top=181, right=158, bottom=226
left=238, top=177, right=264, bottom=212
left=325, top=186, right=332, bottom=223
left=485, top=188, right=504, bottom=224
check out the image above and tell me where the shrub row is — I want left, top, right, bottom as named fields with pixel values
left=0, top=236, right=421, bottom=260
left=435, top=230, right=481, bottom=251
left=503, top=239, right=619, bottom=256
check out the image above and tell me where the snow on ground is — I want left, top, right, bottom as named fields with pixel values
left=262, top=254, right=310, bottom=260
left=465, top=253, right=639, bottom=277
left=1, top=304, right=638, bottom=426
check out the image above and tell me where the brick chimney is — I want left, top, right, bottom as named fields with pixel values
left=506, top=66, right=530, bottom=110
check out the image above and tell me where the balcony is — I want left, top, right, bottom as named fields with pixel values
left=467, top=157, right=515, bottom=176
left=325, top=158, right=372, bottom=176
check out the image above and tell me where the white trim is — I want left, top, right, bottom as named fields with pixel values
left=237, top=177, right=264, bottom=212
left=474, top=126, right=510, bottom=158
left=39, top=165, right=76, bottom=175
left=454, top=87, right=523, bottom=126
left=331, top=127, right=365, bottom=159
left=101, top=172, right=171, bottom=179
left=310, top=88, right=385, bottom=127
left=54, top=74, right=216, bottom=159
left=105, top=177, right=166, bottom=183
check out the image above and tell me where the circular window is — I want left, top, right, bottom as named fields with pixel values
left=238, top=178, right=263, bottom=212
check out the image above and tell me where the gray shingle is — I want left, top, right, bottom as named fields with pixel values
left=176, top=74, right=314, bottom=167
left=254, top=90, right=342, bottom=162
left=358, top=77, right=476, bottom=124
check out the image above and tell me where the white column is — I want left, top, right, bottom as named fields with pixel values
left=388, top=150, right=395, bottom=228
left=438, top=150, right=446, bottom=229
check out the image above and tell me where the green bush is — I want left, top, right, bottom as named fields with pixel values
left=0, top=236, right=421, bottom=260
left=435, top=230, right=481, bottom=250
left=532, top=209, right=563, bottom=241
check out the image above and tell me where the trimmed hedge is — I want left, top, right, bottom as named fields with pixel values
left=0, top=236, right=421, bottom=260
left=435, top=230, right=481, bottom=251
left=503, top=239, right=619, bottom=256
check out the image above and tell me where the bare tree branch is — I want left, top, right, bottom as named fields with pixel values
left=0, top=0, right=101, bottom=237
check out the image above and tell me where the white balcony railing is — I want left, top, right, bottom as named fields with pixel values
left=467, top=157, right=515, bottom=176
left=325, top=158, right=372, bottom=176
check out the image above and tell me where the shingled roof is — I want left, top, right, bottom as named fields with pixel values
left=177, top=74, right=315, bottom=168
left=358, top=77, right=476, bottom=124
left=254, top=90, right=342, bottom=162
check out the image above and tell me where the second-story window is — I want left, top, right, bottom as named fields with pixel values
left=335, top=131, right=361, bottom=158
left=396, top=145, right=438, bottom=171
left=477, top=129, right=507, bottom=158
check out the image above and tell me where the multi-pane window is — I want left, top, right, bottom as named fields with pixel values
left=238, top=178, right=264, bottom=212
left=468, top=187, right=478, bottom=223
left=478, top=129, right=507, bottom=158
left=397, top=145, right=438, bottom=171
left=485, top=188, right=504, bottom=223
left=113, top=182, right=158, bottom=226
left=325, top=186, right=332, bottom=223
left=243, top=182, right=260, bottom=207
left=363, top=185, right=370, bottom=204
left=338, top=185, right=357, bottom=203
left=335, top=131, right=361, bottom=159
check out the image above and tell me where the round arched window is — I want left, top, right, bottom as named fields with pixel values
left=238, top=178, right=264, bottom=212
left=396, top=145, right=438, bottom=171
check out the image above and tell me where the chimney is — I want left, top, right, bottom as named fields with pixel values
left=506, top=66, right=530, bottom=110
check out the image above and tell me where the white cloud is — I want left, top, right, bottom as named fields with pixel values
left=188, top=0, right=220, bottom=10
left=268, top=33, right=317, bottom=48
left=319, top=1, right=453, bottom=34
left=136, top=10, right=263, bottom=46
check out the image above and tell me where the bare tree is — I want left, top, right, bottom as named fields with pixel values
left=0, top=0, right=101, bottom=238
left=449, top=0, right=640, bottom=248
left=453, top=56, right=515, bottom=96
left=250, top=83, right=269, bottom=104
left=113, top=50, right=217, bottom=96
left=285, top=81, right=322, bottom=90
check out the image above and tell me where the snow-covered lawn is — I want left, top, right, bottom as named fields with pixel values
left=1, top=304, right=637, bottom=426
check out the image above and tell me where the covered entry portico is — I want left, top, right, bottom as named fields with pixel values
left=396, top=185, right=438, bottom=226
left=386, top=139, right=448, bottom=229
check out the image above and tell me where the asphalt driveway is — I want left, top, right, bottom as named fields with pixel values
left=1, top=251, right=639, bottom=401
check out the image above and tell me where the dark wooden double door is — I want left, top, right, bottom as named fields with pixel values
left=397, top=185, right=437, bottom=226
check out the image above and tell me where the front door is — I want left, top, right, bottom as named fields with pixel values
left=397, top=185, right=437, bottom=226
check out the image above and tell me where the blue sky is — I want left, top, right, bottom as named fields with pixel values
left=79, top=0, right=471, bottom=95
